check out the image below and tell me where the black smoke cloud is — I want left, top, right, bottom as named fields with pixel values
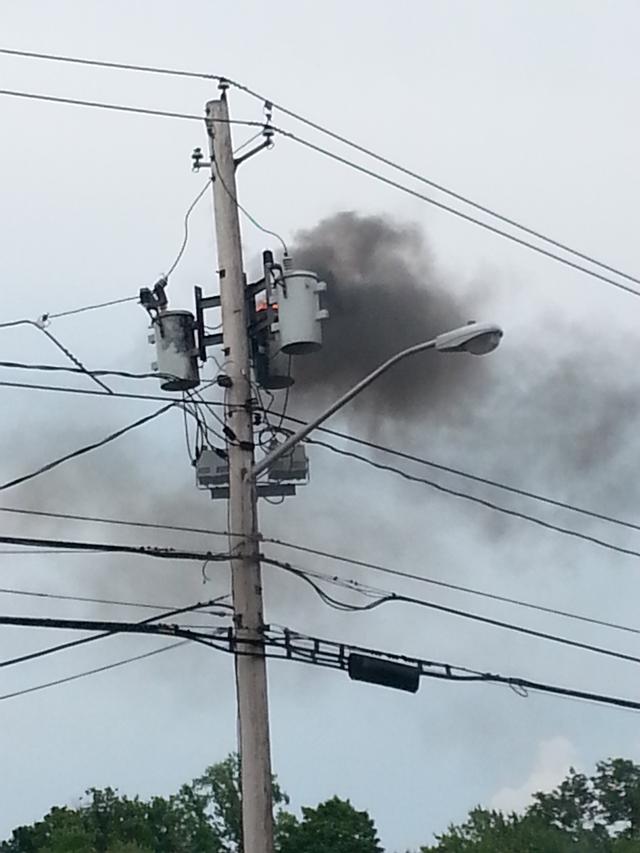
left=288, top=211, right=490, bottom=422
left=285, top=210, right=640, bottom=502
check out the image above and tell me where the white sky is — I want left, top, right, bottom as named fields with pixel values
left=1, top=2, right=640, bottom=851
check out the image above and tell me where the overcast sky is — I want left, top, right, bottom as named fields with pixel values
left=1, top=2, right=640, bottom=851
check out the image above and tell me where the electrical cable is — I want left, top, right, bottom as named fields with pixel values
left=0, top=404, right=175, bottom=493
left=262, top=555, right=640, bottom=669
left=0, top=585, right=232, bottom=614
left=264, top=627, right=640, bottom=713
left=180, top=395, right=227, bottom=449
left=263, top=557, right=389, bottom=613
left=6, top=364, right=624, bottom=548
left=276, top=356, right=293, bottom=431
left=47, top=295, right=139, bottom=319
left=0, top=505, right=234, bottom=539
left=13, top=503, right=640, bottom=669
left=0, top=47, right=219, bottom=80
left=0, top=640, right=190, bottom=703
left=0, top=549, right=106, bottom=555
left=0, top=376, right=225, bottom=405
left=0, top=362, right=231, bottom=428
left=228, top=80, right=640, bottom=290
left=0, top=296, right=136, bottom=330
left=0, top=360, right=196, bottom=382
left=416, top=668, right=640, bottom=712
left=265, top=535, right=640, bottom=638
left=5, top=368, right=640, bottom=560
left=186, top=387, right=228, bottom=433
left=2, top=48, right=638, bottom=292
left=1, top=602, right=639, bottom=713
left=212, top=155, right=289, bottom=254
left=2, top=504, right=640, bottom=638
left=1, top=320, right=113, bottom=394
left=269, top=124, right=640, bottom=299
left=0, top=182, right=215, bottom=327
left=0, top=597, right=229, bottom=670
left=0, top=88, right=264, bottom=128
left=278, top=413, right=640, bottom=540
left=305, top=437, right=640, bottom=562
left=234, top=128, right=268, bottom=155
left=0, top=533, right=230, bottom=562
left=165, top=179, right=212, bottom=279
left=181, top=392, right=196, bottom=463
left=7, top=367, right=640, bottom=560
left=0, top=613, right=230, bottom=647
left=37, top=325, right=112, bottom=393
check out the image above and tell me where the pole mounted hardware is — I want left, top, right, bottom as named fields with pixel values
left=139, top=277, right=168, bottom=320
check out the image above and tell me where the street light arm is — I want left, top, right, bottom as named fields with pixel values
left=250, top=338, right=437, bottom=481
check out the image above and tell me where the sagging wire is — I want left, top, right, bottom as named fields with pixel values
left=261, top=556, right=393, bottom=613
left=211, top=152, right=288, bottom=255
left=165, top=179, right=212, bottom=280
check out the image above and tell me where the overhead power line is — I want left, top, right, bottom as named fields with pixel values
left=212, top=155, right=289, bottom=254
left=0, top=319, right=112, bottom=393
left=228, top=80, right=640, bottom=290
left=0, top=640, right=190, bottom=703
left=0, top=532, right=230, bottom=562
left=263, top=537, right=640, bottom=638
left=165, top=179, right=212, bottom=279
left=279, top=414, right=640, bottom=538
left=3, top=502, right=638, bottom=639
left=0, top=505, right=234, bottom=539
left=265, top=627, right=640, bottom=714
left=0, top=404, right=174, bottom=493
left=0, top=598, right=229, bottom=670
left=262, top=555, right=640, bottom=670
left=0, top=184, right=217, bottom=327
left=36, top=324, right=112, bottom=393
left=269, top=124, right=640, bottom=299
left=5, top=362, right=640, bottom=544
left=0, top=613, right=230, bottom=647
left=19, top=541, right=637, bottom=674
left=2, top=46, right=637, bottom=293
left=0, top=47, right=218, bottom=80
left=4, top=613, right=640, bottom=714
left=0, top=585, right=230, bottom=613
left=0, top=88, right=264, bottom=128
left=305, top=437, right=640, bottom=562
left=0, top=377, right=208, bottom=404
left=3, top=369, right=640, bottom=562
left=47, top=294, right=139, bottom=319
left=0, top=360, right=200, bottom=383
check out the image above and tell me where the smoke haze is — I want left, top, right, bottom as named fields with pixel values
left=289, top=211, right=491, bottom=422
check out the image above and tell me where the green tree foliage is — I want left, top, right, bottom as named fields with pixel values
left=1, top=756, right=381, bottom=853
left=10, top=753, right=640, bottom=853
left=423, top=759, right=640, bottom=853
left=189, top=752, right=291, bottom=852
left=278, top=796, right=383, bottom=853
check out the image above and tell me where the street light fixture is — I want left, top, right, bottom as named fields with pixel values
left=435, top=321, right=503, bottom=355
left=250, top=321, right=503, bottom=481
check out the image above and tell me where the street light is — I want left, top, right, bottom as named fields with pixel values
left=250, top=321, right=503, bottom=480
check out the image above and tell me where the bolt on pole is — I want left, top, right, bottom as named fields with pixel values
left=206, top=92, right=275, bottom=853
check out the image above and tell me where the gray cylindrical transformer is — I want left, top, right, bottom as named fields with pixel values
left=261, top=332, right=294, bottom=389
left=150, top=310, right=200, bottom=391
left=276, top=268, right=328, bottom=355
